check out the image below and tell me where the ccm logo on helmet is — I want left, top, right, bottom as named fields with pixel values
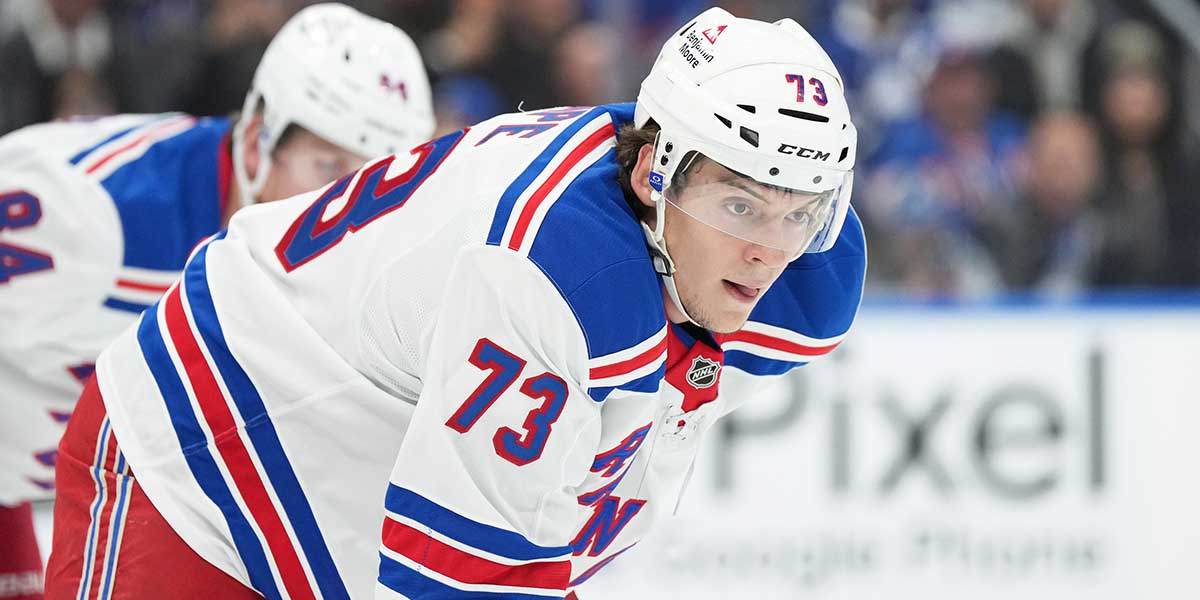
left=777, top=143, right=831, bottom=161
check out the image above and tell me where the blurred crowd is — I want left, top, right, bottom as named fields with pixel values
left=2, top=0, right=1198, bottom=297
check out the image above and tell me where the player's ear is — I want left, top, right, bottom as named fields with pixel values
left=240, top=113, right=264, bottom=180
left=630, top=143, right=656, bottom=212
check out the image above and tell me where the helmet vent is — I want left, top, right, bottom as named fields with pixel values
left=838, top=147, right=849, bottom=162
left=778, top=108, right=830, bottom=123
left=737, top=104, right=756, bottom=114
left=739, top=126, right=759, bottom=148
left=714, top=114, right=732, bottom=128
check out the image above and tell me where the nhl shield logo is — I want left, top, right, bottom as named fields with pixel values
left=686, top=356, right=721, bottom=389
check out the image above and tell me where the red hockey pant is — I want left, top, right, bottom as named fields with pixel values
left=44, top=377, right=260, bottom=599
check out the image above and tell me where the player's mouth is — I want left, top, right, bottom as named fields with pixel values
left=722, top=279, right=761, bottom=303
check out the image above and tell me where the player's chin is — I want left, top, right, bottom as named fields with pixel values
left=701, top=304, right=754, bottom=334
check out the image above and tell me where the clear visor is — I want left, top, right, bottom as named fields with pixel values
left=663, top=155, right=839, bottom=259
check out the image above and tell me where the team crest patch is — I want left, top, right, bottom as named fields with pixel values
left=686, top=356, right=721, bottom=389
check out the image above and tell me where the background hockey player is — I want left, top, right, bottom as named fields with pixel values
left=0, top=5, right=433, bottom=597
left=47, top=7, right=864, bottom=599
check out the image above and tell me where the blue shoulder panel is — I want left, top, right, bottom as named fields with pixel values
left=97, top=117, right=230, bottom=271
left=724, top=206, right=867, bottom=375
left=597, top=103, right=636, bottom=129
left=528, top=150, right=664, bottom=354
left=489, top=104, right=665, bottom=398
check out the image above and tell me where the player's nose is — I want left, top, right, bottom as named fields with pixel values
left=743, top=240, right=789, bottom=269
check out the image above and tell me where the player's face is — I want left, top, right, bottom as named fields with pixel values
left=259, top=129, right=369, bottom=203
left=663, top=160, right=821, bottom=333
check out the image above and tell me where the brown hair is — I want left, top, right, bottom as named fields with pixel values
left=614, top=120, right=659, bottom=218
left=615, top=119, right=722, bottom=220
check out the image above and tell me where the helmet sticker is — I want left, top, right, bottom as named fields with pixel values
left=649, top=171, right=665, bottom=192
left=679, top=30, right=716, bottom=69
left=379, top=74, right=408, bottom=100
left=701, top=25, right=727, bottom=44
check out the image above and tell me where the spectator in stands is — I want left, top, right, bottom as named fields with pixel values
left=1090, top=20, right=1198, bottom=287
left=0, top=0, right=118, bottom=134
left=810, top=0, right=938, bottom=158
left=860, top=49, right=1025, bottom=297
left=484, top=0, right=581, bottom=110
left=989, top=0, right=1099, bottom=122
left=181, top=0, right=290, bottom=116
left=420, top=0, right=586, bottom=112
left=431, top=75, right=504, bottom=137
left=351, top=0, right=449, bottom=40
left=418, top=0, right=503, bottom=81
left=984, top=112, right=1104, bottom=294
left=552, top=22, right=619, bottom=107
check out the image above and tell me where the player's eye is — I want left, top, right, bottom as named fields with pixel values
left=786, top=210, right=814, bottom=227
left=315, top=159, right=343, bottom=179
left=723, top=200, right=755, bottom=218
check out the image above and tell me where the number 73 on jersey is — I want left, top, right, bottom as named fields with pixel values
left=445, top=338, right=568, bottom=467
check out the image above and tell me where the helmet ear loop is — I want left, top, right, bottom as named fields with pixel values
left=647, top=131, right=701, bottom=244
left=232, top=90, right=282, bottom=206
left=648, top=129, right=668, bottom=244
left=645, top=130, right=703, bottom=327
left=231, top=91, right=257, bottom=209
left=252, top=134, right=278, bottom=202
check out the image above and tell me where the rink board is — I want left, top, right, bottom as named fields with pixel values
left=586, top=301, right=1200, bottom=599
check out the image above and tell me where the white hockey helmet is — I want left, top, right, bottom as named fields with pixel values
left=232, top=3, right=435, bottom=205
left=635, top=7, right=857, bottom=263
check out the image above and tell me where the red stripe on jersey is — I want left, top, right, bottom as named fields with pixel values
left=381, top=518, right=570, bottom=591
left=506, top=123, right=614, bottom=251
left=588, top=336, right=668, bottom=382
left=162, top=288, right=317, bottom=600
left=85, top=118, right=194, bottom=175
left=116, top=279, right=172, bottom=294
left=715, top=329, right=840, bottom=357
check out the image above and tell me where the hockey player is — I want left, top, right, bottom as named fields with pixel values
left=0, top=5, right=433, bottom=597
left=47, top=7, right=864, bottom=599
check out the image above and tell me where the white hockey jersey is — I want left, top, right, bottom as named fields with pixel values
left=0, top=114, right=231, bottom=504
left=93, top=104, right=866, bottom=599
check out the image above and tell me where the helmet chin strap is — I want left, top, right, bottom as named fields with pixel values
left=642, top=187, right=701, bottom=327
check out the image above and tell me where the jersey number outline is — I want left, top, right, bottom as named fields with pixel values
left=275, top=129, right=467, bottom=271
left=445, top=338, right=568, bottom=466
left=0, top=190, right=54, bottom=284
